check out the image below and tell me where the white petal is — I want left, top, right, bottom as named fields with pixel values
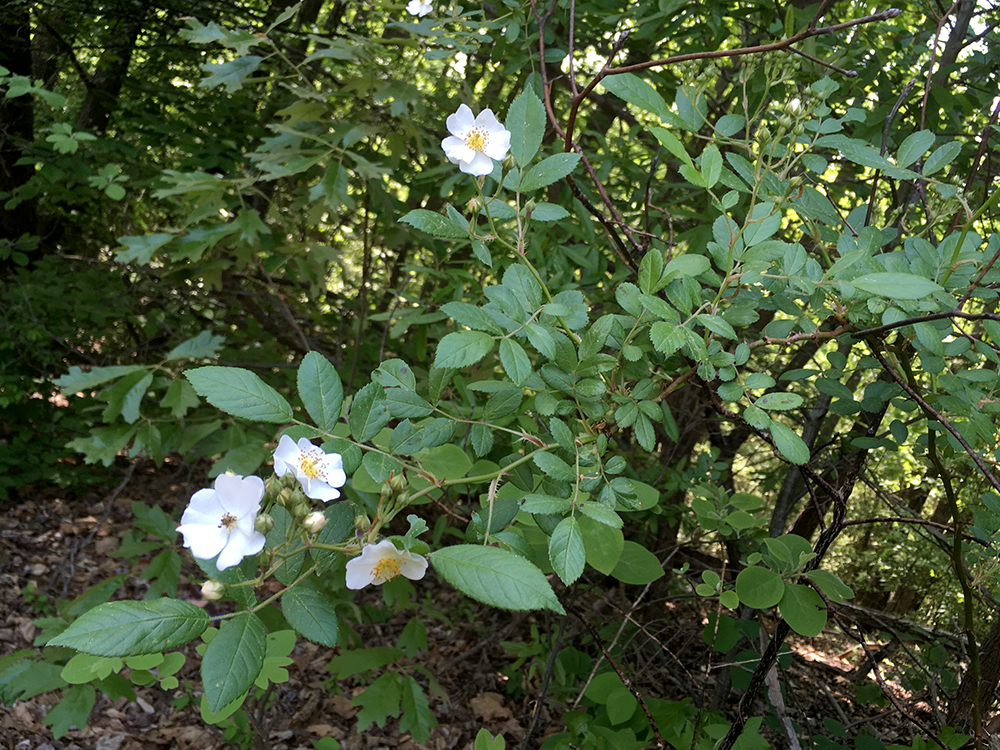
left=273, top=435, right=299, bottom=476
left=178, top=523, right=228, bottom=561
left=446, top=104, right=475, bottom=137
left=216, top=474, right=264, bottom=517
left=182, top=488, right=224, bottom=523
left=345, top=548, right=378, bottom=589
left=484, top=128, right=511, bottom=159
left=307, top=482, right=342, bottom=502
left=442, top=136, right=474, bottom=163
left=475, top=108, right=504, bottom=133
left=398, top=553, right=428, bottom=580
left=216, top=528, right=263, bottom=571
left=462, top=152, right=495, bottom=176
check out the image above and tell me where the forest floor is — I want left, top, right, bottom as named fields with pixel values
left=0, top=459, right=940, bottom=750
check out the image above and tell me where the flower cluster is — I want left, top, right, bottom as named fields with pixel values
left=177, top=435, right=428, bottom=589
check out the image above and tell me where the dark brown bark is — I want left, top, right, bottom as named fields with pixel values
left=948, top=614, right=1000, bottom=733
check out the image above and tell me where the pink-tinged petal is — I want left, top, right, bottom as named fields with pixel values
left=463, top=152, right=495, bottom=176
left=446, top=104, right=475, bottom=137
left=178, top=523, right=228, bottom=561
left=273, top=434, right=299, bottom=476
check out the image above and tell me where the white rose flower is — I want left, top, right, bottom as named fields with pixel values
left=406, top=0, right=433, bottom=16
left=177, top=475, right=267, bottom=571
left=345, top=539, right=428, bottom=589
left=441, top=104, right=511, bottom=176
left=273, top=435, right=347, bottom=502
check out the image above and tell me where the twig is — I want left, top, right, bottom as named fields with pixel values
left=864, top=79, right=915, bottom=228
left=867, top=344, right=1000, bottom=495
left=850, top=309, right=1000, bottom=339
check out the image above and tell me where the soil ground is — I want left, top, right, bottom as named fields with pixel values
left=0, top=459, right=943, bottom=750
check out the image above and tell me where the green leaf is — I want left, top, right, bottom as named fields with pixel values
left=42, top=684, right=95, bottom=739
left=166, top=331, right=225, bottom=361
left=420, top=444, right=472, bottom=480
left=55, top=365, right=145, bottom=393
left=896, top=130, right=935, bottom=168
left=601, top=73, right=668, bottom=120
left=779, top=583, right=827, bottom=636
left=578, top=514, right=624, bottom=575
left=526, top=203, right=569, bottom=221
left=850, top=273, right=943, bottom=300
left=922, top=140, right=961, bottom=175
left=770, top=421, right=810, bottom=465
left=756, top=393, right=804, bottom=411
left=805, top=569, right=854, bottom=604
left=648, top=127, right=693, bottom=167
left=50, top=599, right=209, bottom=656
left=701, top=145, right=722, bottom=188
left=431, top=545, right=564, bottom=613
left=115, top=233, right=174, bottom=265
left=499, top=338, right=532, bottom=385
left=199, top=56, right=263, bottom=93
left=201, top=614, right=266, bottom=713
left=186, top=366, right=293, bottom=423
left=610, top=541, right=664, bottom=584
left=549, top=517, right=586, bottom=585
left=697, top=314, right=736, bottom=340
left=354, top=672, right=403, bottom=731
left=507, top=88, right=545, bottom=166
left=533, top=451, right=575, bottom=482
left=400, top=675, right=437, bottom=742
left=434, top=330, right=494, bottom=369
left=735, top=566, right=785, bottom=609
left=328, top=647, right=405, bottom=679
left=349, top=382, right=391, bottom=442
left=283, top=586, right=339, bottom=647
left=400, top=209, right=467, bottom=239
left=297, top=352, right=344, bottom=432
left=441, top=302, right=504, bottom=335
left=519, top=153, right=581, bottom=193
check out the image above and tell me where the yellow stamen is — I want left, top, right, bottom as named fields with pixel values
left=464, top=128, right=487, bottom=152
left=219, top=513, right=237, bottom=531
left=300, top=453, right=323, bottom=479
left=372, top=557, right=402, bottom=583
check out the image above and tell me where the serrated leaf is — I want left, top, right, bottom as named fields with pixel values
left=533, top=451, right=575, bottom=482
left=42, top=684, right=95, bottom=739
left=201, top=614, right=266, bottom=713
left=756, top=392, right=804, bottom=411
left=441, top=302, right=503, bottom=334
left=349, top=382, right=391, bottom=442
left=701, top=145, right=722, bottom=188
left=199, top=56, right=263, bottom=93
left=50, top=599, right=209, bottom=656
left=601, top=73, right=668, bottom=120
left=770, top=421, right=810, bottom=464
left=431, top=545, right=564, bottom=613
left=922, top=140, right=961, bottom=175
left=549, top=517, right=586, bottom=585
left=298, top=352, right=344, bottom=432
left=850, top=273, right=942, bottom=300
left=896, top=130, right=935, bottom=168
left=434, top=330, right=494, bottom=369
left=507, top=88, right=545, bottom=166
left=283, top=586, right=339, bottom=646
left=116, top=233, right=174, bottom=265
left=735, top=566, right=784, bottom=609
left=519, top=153, right=581, bottom=193
left=499, top=338, right=532, bottom=385
left=400, top=209, right=468, bottom=239
left=167, top=331, right=225, bottom=361
left=186, top=367, right=293, bottom=422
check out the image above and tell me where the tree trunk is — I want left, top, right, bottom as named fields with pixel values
left=948, top=613, right=1000, bottom=734
left=76, top=18, right=142, bottom=134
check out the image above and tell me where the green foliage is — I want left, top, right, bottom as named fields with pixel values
left=8, top=0, right=1000, bottom=744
